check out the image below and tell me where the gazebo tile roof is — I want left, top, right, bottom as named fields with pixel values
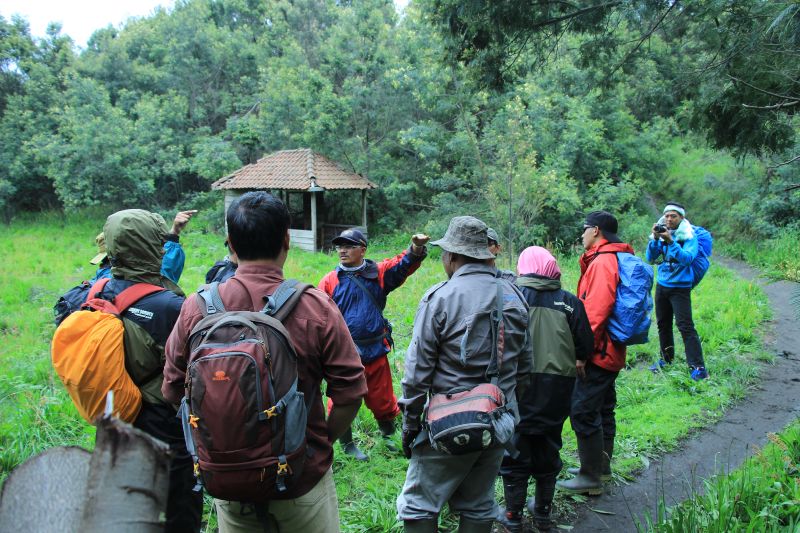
left=212, top=148, right=376, bottom=191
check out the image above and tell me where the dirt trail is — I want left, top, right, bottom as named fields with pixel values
left=567, top=257, right=800, bottom=532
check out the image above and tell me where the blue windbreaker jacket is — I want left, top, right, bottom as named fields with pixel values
left=645, top=234, right=699, bottom=288
left=318, top=247, right=426, bottom=362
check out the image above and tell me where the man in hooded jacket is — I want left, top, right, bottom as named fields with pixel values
left=557, top=211, right=634, bottom=496
left=55, top=209, right=202, bottom=532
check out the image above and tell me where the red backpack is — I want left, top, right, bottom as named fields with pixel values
left=179, top=279, right=311, bottom=502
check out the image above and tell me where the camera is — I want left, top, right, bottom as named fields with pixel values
left=654, top=224, right=667, bottom=233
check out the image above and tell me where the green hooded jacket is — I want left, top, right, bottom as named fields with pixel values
left=104, top=209, right=184, bottom=405
left=105, top=209, right=184, bottom=297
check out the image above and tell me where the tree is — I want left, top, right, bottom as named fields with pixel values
left=44, top=77, right=153, bottom=209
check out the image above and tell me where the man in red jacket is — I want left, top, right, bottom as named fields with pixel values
left=558, top=211, right=634, bottom=496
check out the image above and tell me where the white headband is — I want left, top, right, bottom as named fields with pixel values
left=663, top=204, right=685, bottom=217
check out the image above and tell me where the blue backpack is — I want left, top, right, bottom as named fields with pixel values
left=690, top=226, right=713, bottom=288
left=606, top=252, right=654, bottom=345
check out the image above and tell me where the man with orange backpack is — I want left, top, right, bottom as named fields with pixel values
left=52, top=209, right=202, bottom=532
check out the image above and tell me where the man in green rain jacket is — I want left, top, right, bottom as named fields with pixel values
left=54, top=209, right=202, bottom=532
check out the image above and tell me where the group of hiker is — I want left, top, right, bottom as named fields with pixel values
left=50, top=192, right=711, bottom=533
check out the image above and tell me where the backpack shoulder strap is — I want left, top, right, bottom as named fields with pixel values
left=87, top=277, right=111, bottom=299
left=114, top=283, right=166, bottom=314
left=263, top=279, right=312, bottom=321
left=485, top=279, right=505, bottom=383
left=344, top=272, right=384, bottom=312
left=197, top=282, right=226, bottom=316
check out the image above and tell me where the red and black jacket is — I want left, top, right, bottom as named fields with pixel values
left=318, top=247, right=425, bottom=362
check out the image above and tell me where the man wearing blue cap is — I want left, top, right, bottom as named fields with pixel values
left=319, top=228, right=429, bottom=460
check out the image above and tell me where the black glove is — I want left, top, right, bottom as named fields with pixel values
left=402, top=426, right=421, bottom=459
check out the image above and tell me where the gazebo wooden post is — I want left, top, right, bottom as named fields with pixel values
left=311, top=191, right=318, bottom=251
left=361, top=189, right=368, bottom=230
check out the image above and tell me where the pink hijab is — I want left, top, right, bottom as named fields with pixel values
left=517, top=246, right=562, bottom=279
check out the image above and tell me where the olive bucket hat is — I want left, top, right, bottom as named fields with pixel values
left=430, top=216, right=495, bottom=260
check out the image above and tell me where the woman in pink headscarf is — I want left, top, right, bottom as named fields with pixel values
left=516, top=246, right=562, bottom=279
left=497, top=246, right=593, bottom=531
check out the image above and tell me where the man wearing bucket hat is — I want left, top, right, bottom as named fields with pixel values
left=397, top=216, right=530, bottom=533
left=318, top=227, right=430, bottom=461
left=89, top=210, right=197, bottom=285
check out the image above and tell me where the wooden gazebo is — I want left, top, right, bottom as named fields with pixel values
left=212, top=148, right=377, bottom=252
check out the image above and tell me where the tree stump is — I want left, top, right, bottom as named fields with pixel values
left=0, top=446, right=91, bottom=532
left=0, top=416, right=171, bottom=532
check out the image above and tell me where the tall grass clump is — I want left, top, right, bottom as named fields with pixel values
left=638, top=419, right=800, bottom=532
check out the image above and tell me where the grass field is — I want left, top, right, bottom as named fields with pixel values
left=0, top=211, right=773, bottom=531
left=640, top=419, right=800, bottom=532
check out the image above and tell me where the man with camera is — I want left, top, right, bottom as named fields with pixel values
left=646, top=202, right=708, bottom=380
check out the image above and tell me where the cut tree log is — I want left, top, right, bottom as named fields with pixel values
left=0, top=446, right=91, bottom=532
left=0, top=415, right=171, bottom=533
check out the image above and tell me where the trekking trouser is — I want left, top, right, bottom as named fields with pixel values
left=397, top=443, right=504, bottom=522
left=216, top=468, right=340, bottom=533
left=569, top=362, right=619, bottom=439
left=655, top=285, right=705, bottom=369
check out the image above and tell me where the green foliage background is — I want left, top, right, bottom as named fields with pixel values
left=0, top=0, right=797, bottom=257
left=0, top=0, right=799, bottom=529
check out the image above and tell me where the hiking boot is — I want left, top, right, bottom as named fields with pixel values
left=566, top=466, right=611, bottom=482
left=556, top=432, right=604, bottom=495
left=601, top=436, right=614, bottom=479
left=649, top=358, right=668, bottom=373
left=566, top=436, right=614, bottom=481
left=690, top=366, right=709, bottom=381
left=527, top=476, right=556, bottom=530
left=378, top=419, right=400, bottom=453
left=495, top=509, right=523, bottom=533
left=498, top=474, right=527, bottom=532
left=340, top=427, right=368, bottom=461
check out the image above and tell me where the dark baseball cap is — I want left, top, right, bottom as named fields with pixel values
left=487, top=227, right=500, bottom=245
left=332, top=228, right=368, bottom=247
left=583, top=211, right=622, bottom=243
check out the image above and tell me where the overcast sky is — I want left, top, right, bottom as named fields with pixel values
left=1, top=0, right=411, bottom=49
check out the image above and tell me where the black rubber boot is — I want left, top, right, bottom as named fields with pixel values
left=601, top=436, right=614, bottom=480
left=404, top=519, right=438, bottom=532
left=527, top=476, right=556, bottom=530
left=497, top=474, right=527, bottom=532
left=457, top=516, right=493, bottom=533
left=567, top=436, right=613, bottom=481
left=556, top=432, right=603, bottom=496
left=340, top=427, right=368, bottom=461
left=378, top=419, right=400, bottom=453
